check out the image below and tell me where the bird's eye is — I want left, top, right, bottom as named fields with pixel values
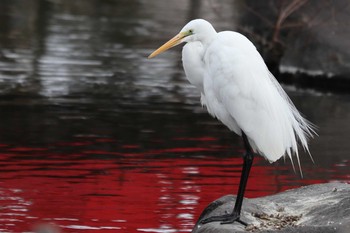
left=189, top=29, right=193, bottom=34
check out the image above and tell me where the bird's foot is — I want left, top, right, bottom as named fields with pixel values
left=200, top=212, right=247, bottom=226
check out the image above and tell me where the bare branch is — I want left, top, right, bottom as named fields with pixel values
left=272, top=0, right=309, bottom=43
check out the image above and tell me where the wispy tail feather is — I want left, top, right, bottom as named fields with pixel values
left=268, top=72, right=317, bottom=176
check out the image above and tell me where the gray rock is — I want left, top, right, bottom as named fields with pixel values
left=192, top=183, right=350, bottom=233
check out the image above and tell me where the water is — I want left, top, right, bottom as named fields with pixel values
left=0, top=1, right=349, bottom=233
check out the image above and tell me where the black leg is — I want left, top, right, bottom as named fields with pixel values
left=200, top=131, right=254, bottom=225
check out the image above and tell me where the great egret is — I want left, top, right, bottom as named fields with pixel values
left=148, top=19, right=315, bottom=226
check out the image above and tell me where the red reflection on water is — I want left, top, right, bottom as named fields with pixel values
left=7, top=147, right=48, bottom=152
left=121, top=145, right=140, bottom=149
left=0, top=140, right=348, bottom=233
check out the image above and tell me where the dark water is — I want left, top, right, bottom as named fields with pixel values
left=0, top=1, right=349, bottom=233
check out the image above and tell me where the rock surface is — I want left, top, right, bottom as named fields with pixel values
left=192, top=183, right=350, bottom=233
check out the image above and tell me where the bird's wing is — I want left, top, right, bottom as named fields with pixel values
left=204, top=32, right=313, bottom=163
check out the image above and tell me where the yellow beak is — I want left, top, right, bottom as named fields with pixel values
left=148, top=32, right=186, bottom=59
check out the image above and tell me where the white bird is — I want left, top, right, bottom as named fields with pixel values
left=148, top=19, right=315, bottom=225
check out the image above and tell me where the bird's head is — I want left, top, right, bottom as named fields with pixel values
left=148, top=19, right=216, bottom=58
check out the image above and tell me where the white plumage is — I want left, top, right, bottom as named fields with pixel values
left=149, top=18, right=315, bottom=166
left=180, top=20, right=314, bottom=165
